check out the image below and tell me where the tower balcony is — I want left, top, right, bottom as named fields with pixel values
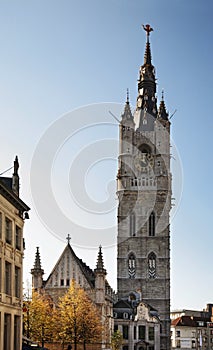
left=117, top=176, right=157, bottom=192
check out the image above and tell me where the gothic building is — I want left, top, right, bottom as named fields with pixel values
left=31, top=240, right=115, bottom=349
left=0, top=157, right=30, bottom=350
left=116, top=25, right=171, bottom=350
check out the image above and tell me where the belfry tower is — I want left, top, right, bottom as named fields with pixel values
left=117, top=25, right=171, bottom=350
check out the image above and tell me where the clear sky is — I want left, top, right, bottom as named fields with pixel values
left=0, top=0, right=212, bottom=311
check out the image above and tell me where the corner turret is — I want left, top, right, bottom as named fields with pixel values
left=121, top=89, right=135, bottom=128
left=31, top=247, right=44, bottom=291
left=158, top=90, right=169, bottom=121
left=94, top=246, right=106, bottom=304
left=95, top=245, right=106, bottom=274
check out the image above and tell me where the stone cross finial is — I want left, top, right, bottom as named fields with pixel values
left=66, top=234, right=71, bottom=244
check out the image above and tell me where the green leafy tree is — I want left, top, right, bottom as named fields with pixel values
left=54, top=280, right=102, bottom=350
left=111, top=330, right=123, bottom=350
left=23, top=291, right=53, bottom=346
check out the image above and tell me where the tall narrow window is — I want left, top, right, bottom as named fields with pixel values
left=15, top=226, right=22, bottom=250
left=15, top=266, right=21, bottom=298
left=148, top=252, right=156, bottom=279
left=149, top=211, right=155, bottom=236
left=123, top=325, right=129, bottom=339
left=128, top=254, right=136, bottom=279
left=5, top=218, right=12, bottom=244
left=5, top=262, right=11, bottom=295
left=4, top=313, right=11, bottom=350
left=14, top=316, right=20, bottom=350
left=139, top=325, right=146, bottom=340
left=134, top=326, right=136, bottom=339
left=130, top=214, right=136, bottom=236
left=149, top=326, right=154, bottom=341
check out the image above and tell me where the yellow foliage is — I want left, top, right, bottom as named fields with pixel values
left=54, top=280, right=103, bottom=345
left=23, top=291, right=53, bottom=345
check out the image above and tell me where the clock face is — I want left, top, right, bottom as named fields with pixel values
left=134, top=153, right=154, bottom=171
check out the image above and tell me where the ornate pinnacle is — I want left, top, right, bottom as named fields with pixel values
left=95, top=245, right=106, bottom=274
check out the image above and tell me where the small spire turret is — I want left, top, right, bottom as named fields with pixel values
left=95, top=245, right=106, bottom=274
left=121, top=89, right=134, bottom=127
left=31, top=247, right=44, bottom=290
left=158, top=90, right=169, bottom=120
left=33, top=247, right=43, bottom=270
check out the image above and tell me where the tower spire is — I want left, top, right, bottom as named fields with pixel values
left=134, top=24, right=157, bottom=131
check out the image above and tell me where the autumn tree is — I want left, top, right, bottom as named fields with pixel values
left=54, top=280, right=103, bottom=350
left=23, top=290, right=53, bottom=346
left=111, top=330, right=123, bottom=350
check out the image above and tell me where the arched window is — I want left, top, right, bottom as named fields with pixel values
left=128, top=254, right=136, bottom=279
left=139, top=143, right=151, bottom=155
left=148, top=252, right=156, bottom=279
left=130, top=213, right=136, bottom=236
left=149, top=211, right=155, bottom=236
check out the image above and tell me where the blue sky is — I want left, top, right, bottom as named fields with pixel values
left=0, top=0, right=213, bottom=310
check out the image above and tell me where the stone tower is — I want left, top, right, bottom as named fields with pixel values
left=117, top=25, right=171, bottom=350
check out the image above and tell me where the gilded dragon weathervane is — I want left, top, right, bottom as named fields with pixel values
left=142, top=24, right=153, bottom=41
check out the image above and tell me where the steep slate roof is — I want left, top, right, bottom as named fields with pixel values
left=114, top=299, right=132, bottom=309
left=0, top=177, right=30, bottom=213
